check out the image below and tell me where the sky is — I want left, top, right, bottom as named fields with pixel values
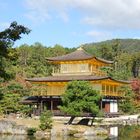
left=1, top=0, right=140, bottom=48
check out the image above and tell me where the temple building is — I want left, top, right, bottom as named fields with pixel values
left=25, top=47, right=129, bottom=116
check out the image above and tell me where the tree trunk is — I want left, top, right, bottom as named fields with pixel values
left=67, top=116, right=75, bottom=124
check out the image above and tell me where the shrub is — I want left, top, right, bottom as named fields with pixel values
left=39, top=110, right=53, bottom=131
left=27, top=127, right=37, bottom=135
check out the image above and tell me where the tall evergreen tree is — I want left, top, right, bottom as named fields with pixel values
left=59, top=81, right=102, bottom=124
left=0, top=21, right=30, bottom=79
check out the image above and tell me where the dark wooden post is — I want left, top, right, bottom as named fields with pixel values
left=50, top=96, right=53, bottom=112
left=40, top=100, right=43, bottom=113
left=100, top=99, right=103, bottom=111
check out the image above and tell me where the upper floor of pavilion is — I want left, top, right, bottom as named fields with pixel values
left=47, top=47, right=113, bottom=76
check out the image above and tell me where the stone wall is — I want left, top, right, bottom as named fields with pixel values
left=0, top=120, right=27, bottom=135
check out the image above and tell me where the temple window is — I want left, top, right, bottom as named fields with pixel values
left=102, top=84, right=118, bottom=95
left=80, top=64, right=87, bottom=72
left=102, top=84, right=105, bottom=92
left=61, top=64, right=68, bottom=72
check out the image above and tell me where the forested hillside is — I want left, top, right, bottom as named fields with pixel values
left=83, top=39, right=140, bottom=54
left=83, top=39, right=140, bottom=80
left=6, top=43, right=76, bottom=79
left=2, top=39, right=140, bottom=82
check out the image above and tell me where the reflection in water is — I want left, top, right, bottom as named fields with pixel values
left=1, top=125, right=140, bottom=140
left=118, top=125, right=140, bottom=140
left=0, top=135, right=28, bottom=140
left=110, top=126, right=118, bottom=137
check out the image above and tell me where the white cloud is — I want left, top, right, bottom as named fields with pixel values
left=23, top=0, right=140, bottom=29
left=24, top=0, right=51, bottom=22
left=82, top=0, right=140, bottom=29
left=24, top=0, right=71, bottom=23
left=86, top=30, right=112, bottom=41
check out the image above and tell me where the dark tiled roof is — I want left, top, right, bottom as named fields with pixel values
left=26, top=75, right=130, bottom=84
left=46, top=48, right=93, bottom=61
left=26, top=75, right=108, bottom=82
left=46, top=48, right=113, bottom=64
left=96, top=57, right=113, bottom=64
left=20, top=96, right=38, bottom=104
left=109, top=77, right=130, bottom=84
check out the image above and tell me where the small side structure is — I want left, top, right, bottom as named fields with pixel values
left=24, top=47, right=130, bottom=116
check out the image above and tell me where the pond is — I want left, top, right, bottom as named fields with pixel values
left=0, top=125, right=140, bottom=140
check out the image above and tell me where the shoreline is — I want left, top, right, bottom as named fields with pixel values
left=0, top=114, right=139, bottom=138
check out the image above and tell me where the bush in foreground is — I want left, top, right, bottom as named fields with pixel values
left=39, top=110, right=53, bottom=131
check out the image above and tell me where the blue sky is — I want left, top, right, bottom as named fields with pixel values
left=1, top=0, right=140, bottom=48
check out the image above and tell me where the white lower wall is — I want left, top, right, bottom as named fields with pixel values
left=110, top=101, right=118, bottom=113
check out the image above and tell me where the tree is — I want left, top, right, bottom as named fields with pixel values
left=131, top=53, right=140, bottom=78
left=59, top=81, right=102, bottom=124
left=98, top=44, right=113, bottom=60
left=39, top=110, right=53, bottom=130
left=131, top=79, right=140, bottom=111
left=0, top=21, right=30, bottom=79
left=0, top=81, right=30, bottom=114
left=0, top=21, right=30, bottom=57
left=119, top=86, right=136, bottom=114
left=131, top=79, right=140, bottom=99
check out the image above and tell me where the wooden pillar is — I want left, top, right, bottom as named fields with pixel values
left=50, top=96, right=53, bottom=112
left=112, top=85, right=114, bottom=95
left=109, top=85, right=110, bottom=96
left=91, top=64, right=93, bottom=73
left=100, top=99, right=103, bottom=111
left=105, top=84, right=106, bottom=96
left=40, top=100, right=43, bottom=113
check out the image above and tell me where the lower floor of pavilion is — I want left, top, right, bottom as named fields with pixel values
left=21, top=96, right=121, bottom=117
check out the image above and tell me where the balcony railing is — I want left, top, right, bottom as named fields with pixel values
left=91, top=70, right=107, bottom=76
left=101, top=90, right=125, bottom=97
left=52, top=68, right=107, bottom=76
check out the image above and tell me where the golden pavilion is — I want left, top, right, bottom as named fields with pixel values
left=25, top=47, right=129, bottom=116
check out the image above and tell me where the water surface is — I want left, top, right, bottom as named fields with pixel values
left=0, top=125, right=140, bottom=140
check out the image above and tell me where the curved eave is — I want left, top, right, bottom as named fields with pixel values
left=25, top=76, right=109, bottom=82
left=108, top=77, right=130, bottom=84
left=46, top=57, right=113, bottom=65
left=46, top=47, right=113, bottom=65
left=46, top=57, right=94, bottom=62
left=26, top=76, right=130, bottom=86
left=95, top=57, right=114, bottom=64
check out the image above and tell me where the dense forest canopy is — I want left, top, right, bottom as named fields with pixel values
left=83, top=39, right=140, bottom=79
left=2, top=38, right=140, bottom=81
left=83, top=39, right=140, bottom=54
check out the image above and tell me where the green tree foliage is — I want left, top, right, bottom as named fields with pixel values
left=119, top=86, right=136, bottom=114
left=0, top=21, right=30, bottom=80
left=131, top=52, right=140, bottom=78
left=39, top=110, right=53, bottom=130
left=119, top=125, right=140, bottom=140
left=27, top=127, right=37, bottom=135
left=59, top=81, right=102, bottom=124
left=0, top=21, right=30, bottom=57
left=0, top=41, right=76, bottom=115
left=98, top=44, right=113, bottom=60
left=84, top=39, right=140, bottom=80
left=0, top=81, right=30, bottom=114
left=14, top=43, right=75, bottom=78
